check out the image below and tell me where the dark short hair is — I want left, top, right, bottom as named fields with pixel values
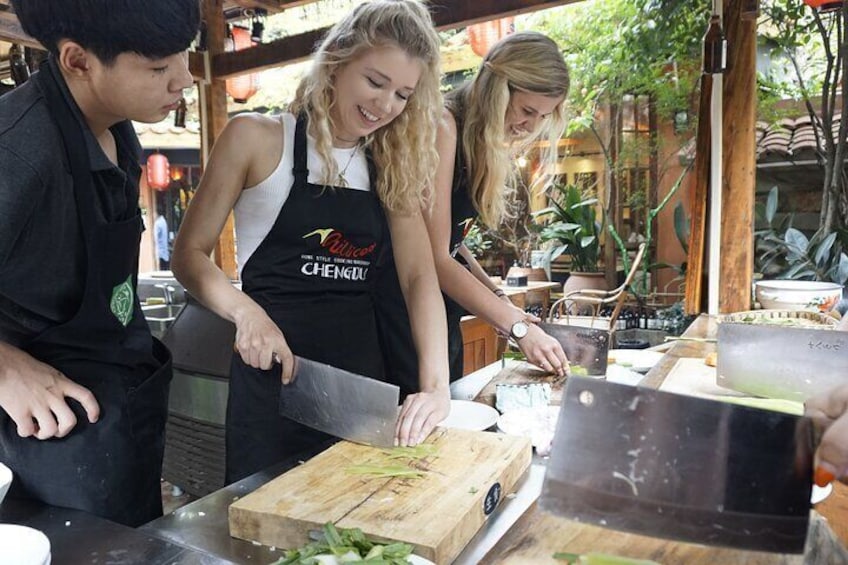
left=11, top=0, right=200, bottom=63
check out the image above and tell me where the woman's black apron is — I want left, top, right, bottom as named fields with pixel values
left=0, top=60, right=172, bottom=527
left=228, top=114, right=386, bottom=483
left=374, top=113, right=477, bottom=397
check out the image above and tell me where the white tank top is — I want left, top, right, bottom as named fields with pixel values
left=233, top=113, right=371, bottom=276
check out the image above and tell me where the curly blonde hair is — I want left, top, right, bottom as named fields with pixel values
left=448, top=31, right=569, bottom=229
left=289, top=0, right=442, bottom=214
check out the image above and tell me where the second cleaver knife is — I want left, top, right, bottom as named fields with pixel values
left=540, top=378, right=815, bottom=553
left=537, top=322, right=610, bottom=376
left=279, top=356, right=400, bottom=448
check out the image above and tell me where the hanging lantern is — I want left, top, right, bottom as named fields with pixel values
left=226, top=26, right=260, bottom=104
left=803, top=0, right=843, bottom=10
left=467, top=17, right=515, bottom=58
left=146, top=153, right=170, bottom=191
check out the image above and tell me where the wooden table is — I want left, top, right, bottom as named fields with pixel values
left=493, top=279, right=562, bottom=315
left=476, top=314, right=848, bottom=563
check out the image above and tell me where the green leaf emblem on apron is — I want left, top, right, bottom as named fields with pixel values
left=110, top=274, right=134, bottom=326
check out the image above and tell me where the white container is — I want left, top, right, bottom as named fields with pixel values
left=0, top=524, right=51, bottom=564
left=754, top=280, right=842, bottom=312
left=0, top=463, right=11, bottom=506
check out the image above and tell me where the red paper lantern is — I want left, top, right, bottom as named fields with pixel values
left=226, top=26, right=260, bottom=104
left=803, top=0, right=843, bottom=10
left=146, top=153, right=170, bottom=191
left=467, top=17, right=515, bottom=58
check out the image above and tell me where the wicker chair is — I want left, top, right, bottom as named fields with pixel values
left=546, top=242, right=648, bottom=333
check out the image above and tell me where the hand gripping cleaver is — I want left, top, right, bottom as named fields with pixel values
left=537, top=322, right=610, bottom=377
left=540, top=378, right=815, bottom=553
left=279, top=356, right=400, bottom=448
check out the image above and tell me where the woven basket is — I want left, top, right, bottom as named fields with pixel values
left=720, top=309, right=839, bottom=328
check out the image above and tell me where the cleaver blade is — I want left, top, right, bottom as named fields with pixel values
left=717, top=321, right=848, bottom=402
left=279, top=356, right=399, bottom=448
left=540, top=378, right=815, bottom=553
left=537, top=322, right=610, bottom=377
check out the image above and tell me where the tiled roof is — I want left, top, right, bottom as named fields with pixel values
left=756, top=114, right=844, bottom=163
left=133, top=122, right=201, bottom=150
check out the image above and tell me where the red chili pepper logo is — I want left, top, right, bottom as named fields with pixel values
left=303, top=228, right=376, bottom=259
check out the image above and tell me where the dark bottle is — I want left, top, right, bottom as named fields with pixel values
left=174, top=98, right=187, bottom=128
left=9, top=44, right=30, bottom=87
left=702, top=15, right=726, bottom=74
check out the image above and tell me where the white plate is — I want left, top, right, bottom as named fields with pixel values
left=408, top=556, right=435, bottom=565
left=497, top=405, right=560, bottom=451
left=608, top=349, right=664, bottom=373
left=812, top=483, right=833, bottom=505
left=0, top=524, right=50, bottom=564
left=0, top=463, right=11, bottom=505
left=437, top=400, right=499, bottom=431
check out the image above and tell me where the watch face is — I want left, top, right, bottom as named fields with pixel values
left=512, top=321, right=529, bottom=339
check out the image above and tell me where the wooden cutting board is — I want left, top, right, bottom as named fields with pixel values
left=229, top=427, right=531, bottom=563
left=480, top=503, right=847, bottom=564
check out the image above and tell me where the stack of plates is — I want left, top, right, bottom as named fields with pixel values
left=0, top=524, right=51, bottom=564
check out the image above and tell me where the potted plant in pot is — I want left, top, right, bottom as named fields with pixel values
left=533, top=181, right=605, bottom=294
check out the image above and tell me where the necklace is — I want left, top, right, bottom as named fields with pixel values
left=336, top=143, right=360, bottom=188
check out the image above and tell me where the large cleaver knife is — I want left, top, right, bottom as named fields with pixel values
left=279, top=357, right=400, bottom=447
left=718, top=321, right=848, bottom=402
left=540, top=378, right=815, bottom=553
left=537, top=322, right=610, bottom=376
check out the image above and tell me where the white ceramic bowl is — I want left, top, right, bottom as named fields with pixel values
left=0, top=524, right=51, bottom=565
left=754, top=280, right=842, bottom=312
left=438, top=400, right=499, bottom=431
left=0, top=462, right=11, bottom=506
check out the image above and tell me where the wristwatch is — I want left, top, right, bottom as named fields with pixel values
left=510, top=321, right=529, bottom=340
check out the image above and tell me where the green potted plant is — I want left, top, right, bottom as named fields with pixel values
left=533, top=181, right=605, bottom=292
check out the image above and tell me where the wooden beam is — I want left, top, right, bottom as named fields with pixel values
left=211, top=0, right=578, bottom=79
left=0, top=11, right=40, bottom=49
left=213, top=27, right=324, bottom=78
left=230, top=0, right=286, bottom=12
left=684, top=73, right=711, bottom=315
left=229, top=0, right=316, bottom=13
left=719, top=0, right=756, bottom=313
left=201, top=0, right=239, bottom=281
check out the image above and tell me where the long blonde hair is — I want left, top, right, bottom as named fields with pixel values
left=448, top=31, right=569, bottom=229
left=289, top=0, right=442, bottom=214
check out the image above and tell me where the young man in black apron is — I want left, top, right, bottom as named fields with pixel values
left=0, top=0, right=199, bottom=527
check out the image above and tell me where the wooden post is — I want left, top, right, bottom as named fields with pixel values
left=684, top=73, right=711, bottom=315
left=719, top=0, right=756, bottom=312
left=200, top=0, right=238, bottom=280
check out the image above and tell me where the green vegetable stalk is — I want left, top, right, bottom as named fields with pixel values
left=272, top=522, right=416, bottom=565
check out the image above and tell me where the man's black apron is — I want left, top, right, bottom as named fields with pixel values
left=374, top=112, right=477, bottom=396
left=227, top=114, right=385, bottom=483
left=0, top=61, right=172, bottom=527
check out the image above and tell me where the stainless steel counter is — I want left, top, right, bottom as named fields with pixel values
left=0, top=495, right=235, bottom=564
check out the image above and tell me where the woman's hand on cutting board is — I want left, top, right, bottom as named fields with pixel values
left=805, top=384, right=848, bottom=486
left=395, top=386, right=450, bottom=447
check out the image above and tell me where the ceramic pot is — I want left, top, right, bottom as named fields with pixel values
left=563, top=271, right=608, bottom=296
left=754, top=280, right=842, bottom=312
